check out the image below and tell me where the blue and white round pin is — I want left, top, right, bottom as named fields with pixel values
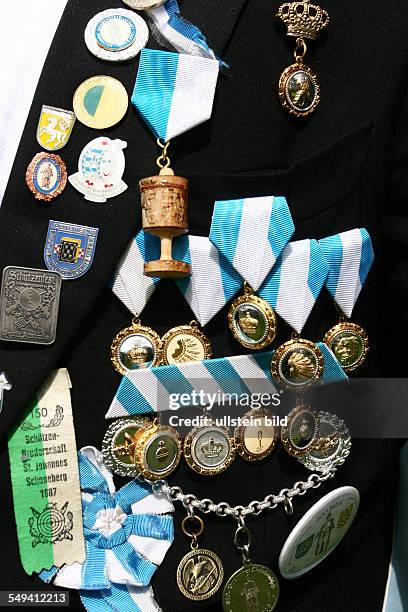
left=95, top=15, right=137, bottom=51
left=85, top=9, right=149, bottom=62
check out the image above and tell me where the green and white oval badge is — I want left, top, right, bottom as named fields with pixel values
left=279, top=486, right=360, bottom=579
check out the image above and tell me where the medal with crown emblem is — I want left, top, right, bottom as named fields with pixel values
left=276, top=0, right=329, bottom=117
left=159, top=320, right=212, bottom=366
left=228, top=284, right=277, bottom=350
left=111, top=316, right=161, bottom=375
left=184, top=422, right=235, bottom=476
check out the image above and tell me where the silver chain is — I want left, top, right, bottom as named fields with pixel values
left=139, top=445, right=350, bottom=521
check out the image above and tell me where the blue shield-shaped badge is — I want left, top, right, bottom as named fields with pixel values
left=44, top=220, right=98, bottom=280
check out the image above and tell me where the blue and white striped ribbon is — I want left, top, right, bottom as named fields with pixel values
left=81, top=584, right=160, bottom=612
left=209, top=196, right=295, bottom=291
left=319, top=228, right=374, bottom=318
left=106, top=343, right=346, bottom=418
left=145, top=0, right=225, bottom=65
left=112, top=230, right=161, bottom=316
left=259, top=239, right=329, bottom=334
left=132, top=48, right=219, bottom=142
left=173, top=235, right=243, bottom=325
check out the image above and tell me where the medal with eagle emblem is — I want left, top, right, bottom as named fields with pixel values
left=159, top=320, right=212, bottom=365
left=111, top=317, right=161, bottom=375
left=271, top=336, right=324, bottom=388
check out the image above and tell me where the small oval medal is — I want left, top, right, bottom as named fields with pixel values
left=69, top=137, right=127, bottom=203
left=323, top=322, right=369, bottom=372
left=298, top=411, right=351, bottom=473
left=228, top=286, right=277, bottom=350
left=26, top=152, right=67, bottom=201
left=73, top=76, right=128, bottom=129
left=111, top=318, right=161, bottom=375
left=102, top=417, right=151, bottom=477
left=280, top=403, right=319, bottom=458
left=223, top=564, right=279, bottom=612
left=133, top=423, right=182, bottom=480
left=85, top=9, right=149, bottom=62
left=159, top=321, right=212, bottom=365
left=235, top=409, right=278, bottom=462
left=184, top=424, right=235, bottom=476
left=271, top=338, right=324, bottom=388
left=177, top=548, right=224, bottom=601
left=279, top=486, right=360, bottom=579
left=278, top=63, right=320, bottom=117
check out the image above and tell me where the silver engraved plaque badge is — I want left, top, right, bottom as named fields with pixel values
left=0, top=267, right=62, bottom=345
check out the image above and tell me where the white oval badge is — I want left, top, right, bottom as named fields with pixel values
left=279, top=486, right=360, bottom=579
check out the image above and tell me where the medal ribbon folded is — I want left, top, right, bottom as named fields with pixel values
left=106, top=345, right=346, bottom=418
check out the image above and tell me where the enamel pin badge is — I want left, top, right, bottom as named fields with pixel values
left=44, top=220, right=99, bottom=280
left=37, top=105, right=76, bottom=151
left=0, top=372, right=11, bottom=415
left=68, top=137, right=127, bottom=203
left=26, top=152, right=67, bottom=202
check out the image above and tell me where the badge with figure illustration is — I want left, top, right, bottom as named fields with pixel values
left=26, top=152, right=67, bottom=202
left=279, top=486, right=360, bottom=579
left=280, top=403, right=319, bottom=458
left=44, top=220, right=98, bottom=280
left=234, top=408, right=278, bottom=462
left=37, top=105, right=76, bottom=151
left=69, top=137, right=127, bottom=203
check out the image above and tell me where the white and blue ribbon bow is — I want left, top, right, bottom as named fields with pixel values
left=173, top=235, right=243, bottom=326
left=112, top=230, right=161, bottom=316
left=39, top=447, right=173, bottom=612
left=319, top=228, right=374, bottom=318
left=106, top=345, right=346, bottom=418
left=210, top=196, right=295, bottom=291
left=145, top=0, right=225, bottom=65
left=132, top=48, right=219, bottom=142
left=259, top=239, right=329, bottom=334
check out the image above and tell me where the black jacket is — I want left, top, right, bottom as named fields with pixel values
left=0, top=1, right=406, bottom=610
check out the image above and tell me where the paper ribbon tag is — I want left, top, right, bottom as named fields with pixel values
left=319, top=228, right=374, bottom=318
left=132, top=48, right=219, bottom=141
left=146, top=0, right=225, bottom=65
left=173, top=235, right=243, bottom=325
left=210, top=196, right=295, bottom=291
left=8, top=369, right=85, bottom=575
left=112, top=230, right=161, bottom=316
left=106, top=343, right=346, bottom=418
left=259, top=239, right=329, bottom=334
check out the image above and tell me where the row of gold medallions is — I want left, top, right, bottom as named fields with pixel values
left=102, top=403, right=336, bottom=482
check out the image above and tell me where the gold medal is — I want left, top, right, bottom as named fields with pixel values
left=323, top=321, right=369, bottom=372
left=73, top=76, right=128, bottom=129
left=276, top=1, right=329, bottom=118
left=184, top=423, right=235, bottom=476
left=271, top=336, right=324, bottom=388
left=223, top=564, right=280, bottom=612
left=228, top=284, right=277, bottom=350
left=280, top=403, right=319, bottom=457
left=177, top=515, right=224, bottom=601
left=133, top=421, right=182, bottom=480
left=234, top=409, right=278, bottom=462
left=159, top=320, right=212, bottom=365
left=111, top=317, right=161, bottom=375
left=102, top=417, right=151, bottom=477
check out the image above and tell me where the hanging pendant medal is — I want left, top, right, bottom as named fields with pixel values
left=277, top=1, right=329, bottom=117
left=323, top=315, right=369, bottom=372
left=111, top=316, right=161, bottom=375
left=159, top=320, right=212, bottom=365
left=223, top=518, right=279, bottom=612
left=177, top=512, right=224, bottom=601
left=280, top=402, right=319, bottom=457
left=271, top=334, right=324, bottom=388
left=184, top=421, right=235, bottom=476
left=229, top=283, right=277, bottom=350
left=234, top=408, right=278, bottom=462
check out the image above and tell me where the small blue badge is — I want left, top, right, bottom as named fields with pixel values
left=44, top=220, right=99, bottom=280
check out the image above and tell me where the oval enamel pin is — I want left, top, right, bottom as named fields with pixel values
left=26, top=152, right=67, bottom=201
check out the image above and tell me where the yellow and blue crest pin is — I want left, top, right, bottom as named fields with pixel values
left=37, top=105, right=76, bottom=151
left=44, top=220, right=99, bottom=280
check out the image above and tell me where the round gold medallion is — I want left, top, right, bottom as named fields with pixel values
left=177, top=548, right=224, bottom=601
left=280, top=404, right=319, bottom=457
left=323, top=322, right=369, bottom=372
left=133, top=423, right=182, bottom=480
left=223, top=564, right=279, bottom=612
left=111, top=318, right=161, bottom=375
left=278, top=63, right=320, bottom=117
left=184, top=424, right=235, bottom=476
left=228, top=286, right=277, bottom=350
left=73, top=76, right=128, bottom=129
left=234, top=409, right=278, bottom=461
left=159, top=321, right=212, bottom=365
left=271, top=338, right=324, bottom=388
left=101, top=417, right=151, bottom=477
